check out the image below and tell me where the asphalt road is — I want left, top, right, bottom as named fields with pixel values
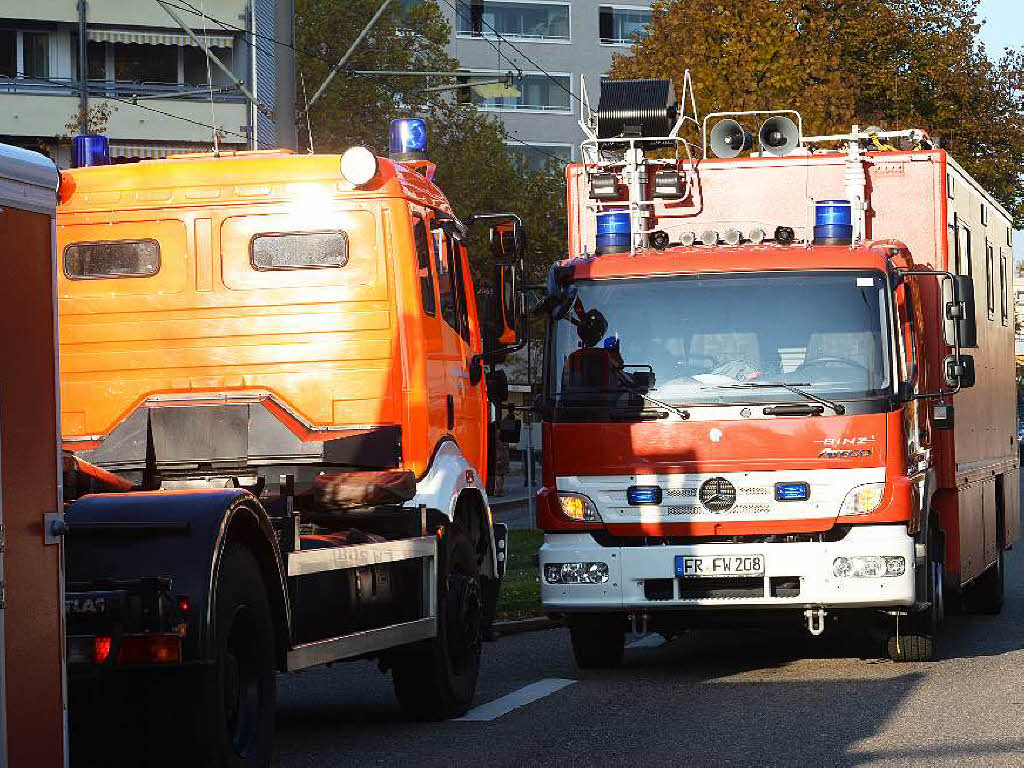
left=274, top=480, right=1024, bottom=768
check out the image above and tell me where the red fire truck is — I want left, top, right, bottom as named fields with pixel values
left=537, top=77, right=1018, bottom=664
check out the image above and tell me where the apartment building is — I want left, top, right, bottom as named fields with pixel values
left=438, top=0, right=653, bottom=171
left=0, top=0, right=295, bottom=167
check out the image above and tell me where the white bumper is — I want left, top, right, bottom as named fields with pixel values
left=540, top=524, right=916, bottom=612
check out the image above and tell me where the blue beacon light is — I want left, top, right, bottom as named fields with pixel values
left=389, top=118, right=428, bottom=161
left=72, top=134, right=111, bottom=168
left=774, top=482, right=810, bottom=502
left=627, top=486, right=663, bottom=506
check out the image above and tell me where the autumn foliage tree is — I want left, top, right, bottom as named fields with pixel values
left=611, top=0, right=1024, bottom=226
left=295, top=0, right=567, bottom=282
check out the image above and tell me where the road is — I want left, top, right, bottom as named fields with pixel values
left=274, top=498, right=1024, bottom=767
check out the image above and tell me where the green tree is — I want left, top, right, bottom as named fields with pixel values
left=611, top=0, right=1024, bottom=226
left=295, top=0, right=567, bottom=282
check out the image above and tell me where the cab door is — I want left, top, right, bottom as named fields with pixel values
left=431, top=221, right=484, bottom=469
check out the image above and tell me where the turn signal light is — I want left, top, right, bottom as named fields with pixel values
left=558, top=493, right=601, bottom=522
left=117, top=634, right=182, bottom=665
left=94, top=636, right=112, bottom=664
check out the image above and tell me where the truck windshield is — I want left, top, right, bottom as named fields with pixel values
left=548, top=270, right=892, bottom=418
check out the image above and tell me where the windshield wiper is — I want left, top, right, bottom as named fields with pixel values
left=714, top=381, right=846, bottom=415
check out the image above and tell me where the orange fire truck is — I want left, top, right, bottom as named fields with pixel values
left=54, top=123, right=523, bottom=765
left=537, top=77, right=1018, bottom=665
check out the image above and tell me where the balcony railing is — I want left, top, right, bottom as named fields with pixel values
left=0, top=77, right=245, bottom=102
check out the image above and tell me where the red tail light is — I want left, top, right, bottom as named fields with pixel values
left=94, top=636, right=112, bottom=664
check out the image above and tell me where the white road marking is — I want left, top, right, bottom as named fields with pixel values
left=455, top=678, right=577, bottom=721
left=627, top=634, right=666, bottom=649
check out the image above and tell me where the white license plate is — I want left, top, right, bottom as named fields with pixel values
left=675, top=554, right=765, bottom=577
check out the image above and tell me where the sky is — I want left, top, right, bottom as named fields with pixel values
left=975, top=0, right=1023, bottom=261
left=976, top=0, right=1021, bottom=59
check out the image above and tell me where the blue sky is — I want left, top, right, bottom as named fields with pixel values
left=976, top=0, right=1021, bottom=58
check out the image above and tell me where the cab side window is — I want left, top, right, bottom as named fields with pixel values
left=413, top=215, right=435, bottom=316
left=452, top=242, right=471, bottom=343
left=434, top=228, right=459, bottom=331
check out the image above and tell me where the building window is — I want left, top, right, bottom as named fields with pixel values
left=0, top=30, right=15, bottom=78
left=506, top=142, right=571, bottom=171
left=957, top=222, right=972, bottom=278
left=458, top=72, right=571, bottom=112
left=981, top=203, right=988, bottom=226
left=184, top=45, right=232, bottom=86
left=22, top=31, right=50, bottom=79
left=599, top=6, right=651, bottom=45
left=113, top=43, right=177, bottom=84
left=457, top=1, right=570, bottom=42
left=946, top=172, right=954, bottom=198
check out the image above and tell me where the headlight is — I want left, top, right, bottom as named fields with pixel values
left=558, top=492, right=602, bottom=522
left=839, top=483, right=884, bottom=516
left=544, top=562, right=609, bottom=584
left=833, top=556, right=905, bottom=578
left=339, top=146, right=378, bottom=187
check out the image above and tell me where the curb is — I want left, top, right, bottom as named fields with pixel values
left=489, top=495, right=531, bottom=508
left=494, top=616, right=562, bottom=636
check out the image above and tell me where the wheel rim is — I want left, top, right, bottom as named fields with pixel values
left=223, top=606, right=263, bottom=756
left=445, top=571, right=481, bottom=674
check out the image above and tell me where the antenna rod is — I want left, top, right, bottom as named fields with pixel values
left=305, top=0, right=392, bottom=112
left=155, top=0, right=272, bottom=116
left=300, top=72, right=314, bottom=154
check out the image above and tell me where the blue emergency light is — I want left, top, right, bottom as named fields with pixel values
left=627, top=486, right=662, bottom=505
left=774, top=482, right=810, bottom=502
left=72, top=134, right=111, bottom=168
left=388, top=118, right=428, bottom=161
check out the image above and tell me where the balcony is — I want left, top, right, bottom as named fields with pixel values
left=456, top=2, right=570, bottom=43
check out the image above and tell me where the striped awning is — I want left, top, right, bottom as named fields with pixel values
left=109, top=143, right=205, bottom=159
left=88, top=29, right=234, bottom=48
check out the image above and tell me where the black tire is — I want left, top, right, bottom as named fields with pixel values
left=391, top=523, right=482, bottom=719
left=887, top=527, right=945, bottom=663
left=568, top=614, right=626, bottom=669
left=965, top=549, right=1004, bottom=615
left=202, top=543, right=277, bottom=767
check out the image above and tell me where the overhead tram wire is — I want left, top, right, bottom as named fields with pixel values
left=436, top=0, right=582, bottom=107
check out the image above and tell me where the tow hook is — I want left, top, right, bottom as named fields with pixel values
left=804, top=607, right=827, bottom=636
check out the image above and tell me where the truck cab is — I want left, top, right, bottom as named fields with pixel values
left=538, top=77, right=1018, bottom=666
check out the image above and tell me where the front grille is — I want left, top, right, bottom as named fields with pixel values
left=770, top=576, right=801, bottom=598
left=677, top=577, right=765, bottom=599
left=643, top=578, right=674, bottom=600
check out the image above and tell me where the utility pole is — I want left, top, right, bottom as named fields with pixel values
left=77, top=0, right=88, bottom=121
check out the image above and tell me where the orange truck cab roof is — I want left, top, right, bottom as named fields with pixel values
left=56, top=149, right=486, bottom=487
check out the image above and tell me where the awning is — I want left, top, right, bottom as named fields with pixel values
left=88, top=29, right=234, bottom=48
left=108, top=143, right=205, bottom=159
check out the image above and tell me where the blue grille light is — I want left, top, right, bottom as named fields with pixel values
left=72, top=135, right=111, bottom=168
left=627, top=486, right=662, bottom=506
left=388, top=118, right=428, bottom=159
left=775, top=482, right=810, bottom=502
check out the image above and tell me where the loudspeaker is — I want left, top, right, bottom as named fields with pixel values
left=709, top=119, right=754, bottom=158
left=758, top=116, right=800, bottom=156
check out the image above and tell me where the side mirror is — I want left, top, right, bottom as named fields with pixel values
left=943, top=275, right=978, bottom=348
left=499, top=411, right=522, bottom=444
left=486, top=368, right=509, bottom=403
left=491, top=261, right=520, bottom=347
left=944, top=353, right=976, bottom=389
left=933, top=403, right=955, bottom=430
left=489, top=219, right=525, bottom=261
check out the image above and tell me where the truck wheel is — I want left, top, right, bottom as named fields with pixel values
left=203, top=543, right=277, bottom=767
left=392, top=523, right=482, bottom=719
left=965, top=550, right=1004, bottom=615
left=887, top=535, right=943, bottom=663
left=568, top=614, right=626, bottom=669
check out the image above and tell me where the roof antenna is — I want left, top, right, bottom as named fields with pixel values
left=300, top=72, right=314, bottom=154
left=199, top=0, right=219, bottom=155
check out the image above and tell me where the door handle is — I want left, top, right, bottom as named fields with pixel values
left=447, top=395, right=455, bottom=430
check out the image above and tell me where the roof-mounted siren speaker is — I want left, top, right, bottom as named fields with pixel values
left=596, top=78, right=677, bottom=145
left=758, top=116, right=800, bottom=157
left=709, top=119, right=754, bottom=158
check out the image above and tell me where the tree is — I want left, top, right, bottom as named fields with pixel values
left=295, top=0, right=567, bottom=283
left=610, top=0, right=1024, bottom=226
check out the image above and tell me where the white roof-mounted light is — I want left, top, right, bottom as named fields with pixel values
left=339, top=146, right=379, bottom=187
